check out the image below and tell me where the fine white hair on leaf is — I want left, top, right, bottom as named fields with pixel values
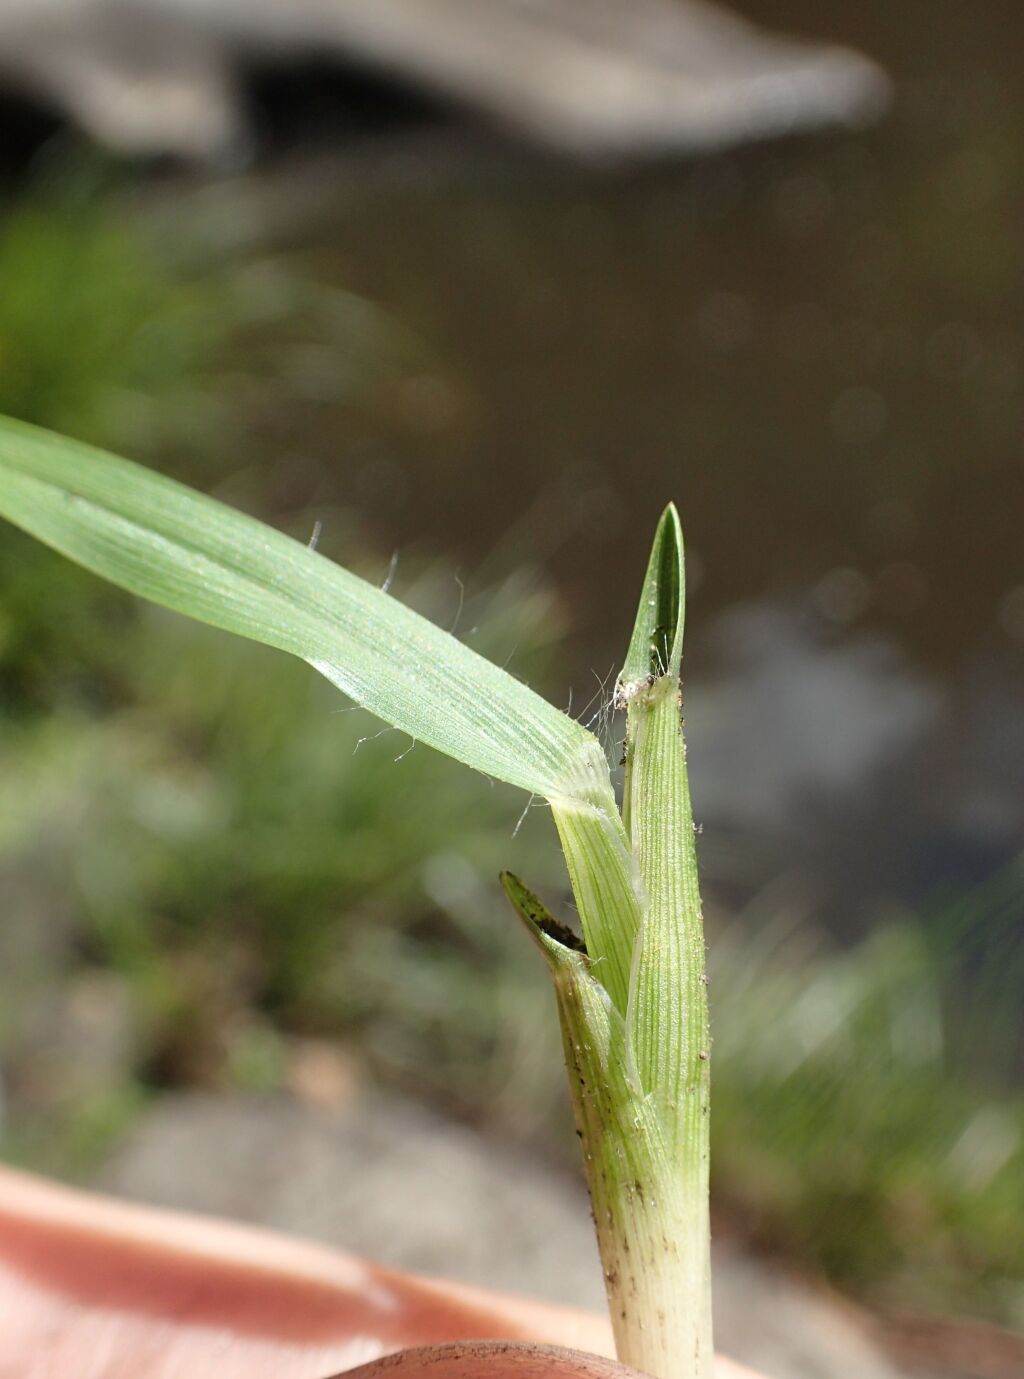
left=513, top=793, right=535, bottom=838
left=577, top=665, right=613, bottom=729
left=583, top=663, right=619, bottom=753
left=501, top=638, right=523, bottom=669
left=449, top=572, right=465, bottom=634
left=380, top=549, right=399, bottom=595
left=354, top=725, right=399, bottom=753
left=513, top=794, right=552, bottom=840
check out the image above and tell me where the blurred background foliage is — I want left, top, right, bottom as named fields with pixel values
left=1, top=10, right=1023, bottom=1346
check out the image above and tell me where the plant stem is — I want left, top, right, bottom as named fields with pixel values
left=506, top=506, right=712, bottom=1379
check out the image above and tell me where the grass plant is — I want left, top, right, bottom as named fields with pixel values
left=0, top=416, right=712, bottom=1377
left=710, top=872, right=1024, bottom=1326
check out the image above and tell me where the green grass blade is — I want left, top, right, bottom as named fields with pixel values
left=0, top=415, right=606, bottom=803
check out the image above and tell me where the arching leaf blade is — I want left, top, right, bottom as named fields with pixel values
left=0, top=415, right=606, bottom=804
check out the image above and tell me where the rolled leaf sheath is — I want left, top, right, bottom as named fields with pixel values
left=623, top=678, right=712, bottom=1379
left=550, top=797, right=642, bottom=1017
left=503, top=861, right=711, bottom=1379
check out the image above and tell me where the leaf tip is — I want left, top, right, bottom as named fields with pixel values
left=500, top=871, right=588, bottom=961
left=618, top=502, right=685, bottom=696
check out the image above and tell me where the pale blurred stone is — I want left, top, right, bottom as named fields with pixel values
left=0, top=0, right=888, bottom=160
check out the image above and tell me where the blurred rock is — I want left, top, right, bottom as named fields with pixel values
left=96, top=1088, right=911, bottom=1378
left=687, top=601, right=943, bottom=837
left=0, top=0, right=888, bottom=161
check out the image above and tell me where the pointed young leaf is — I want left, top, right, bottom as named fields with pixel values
left=618, top=505, right=707, bottom=1144
left=618, top=503, right=684, bottom=693
left=615, top=504, right=713, bottom=1375
left=0, top=415, right=607, bottom=804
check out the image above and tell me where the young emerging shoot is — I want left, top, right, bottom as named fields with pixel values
left=0, top=419, right=711, bottom=1378
left=507, top=507, right=711, bottom=1379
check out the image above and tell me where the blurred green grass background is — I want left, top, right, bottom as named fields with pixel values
left=0, top=169, right=1020, bottom=1335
